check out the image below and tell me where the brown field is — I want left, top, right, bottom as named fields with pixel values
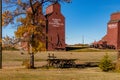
left=0, top=50, right=120, bottom=80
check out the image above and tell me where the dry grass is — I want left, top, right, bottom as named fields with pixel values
left=1, top=68, right=120, bottom=80
left=2, top=51, right=118, bottom=67
left=1, top=50, right=120, bottom=80
left=2, top=51, right=117, bottom=67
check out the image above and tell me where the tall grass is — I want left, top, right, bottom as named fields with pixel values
left=0, top=68, right=120, bottom=80
left=2, top=51, right=117, bottom=67
left=1, top=51, right=119, bottom=80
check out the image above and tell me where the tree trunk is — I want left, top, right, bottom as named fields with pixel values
left=117, top=50, right=120, bottom=60
left=30, top=52, right=34, bottom=68
left=0, top=44, right=2, bottom=69
left=0, top=0, right=2, bottom=69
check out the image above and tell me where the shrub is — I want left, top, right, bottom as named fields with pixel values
left=2, top=46, right=19, bottom=51
left=22, top=59, right=30, bottom=69
left=115, top=60, right=120, bottom=71
left=99, top=53, right=114, bottom=72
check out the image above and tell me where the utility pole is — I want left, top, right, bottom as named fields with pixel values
left=0, top=0, right=2, bottom=69
left=82, top=35, right=84, bottom=46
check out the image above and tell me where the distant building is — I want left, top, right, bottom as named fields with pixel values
left=93, top=12, right=120, bottom=49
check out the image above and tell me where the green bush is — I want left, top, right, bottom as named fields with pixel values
left=99, top=53, right=114, bottom=72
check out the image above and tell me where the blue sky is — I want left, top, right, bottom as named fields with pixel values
left=2, top=0, right=120, bottom=45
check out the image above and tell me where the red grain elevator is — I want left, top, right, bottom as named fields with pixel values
left=26, top=2, right=66, bottom=51
left=96, top=12, right=120, bottom=49
left=45, top=3, right=66, bottom=51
